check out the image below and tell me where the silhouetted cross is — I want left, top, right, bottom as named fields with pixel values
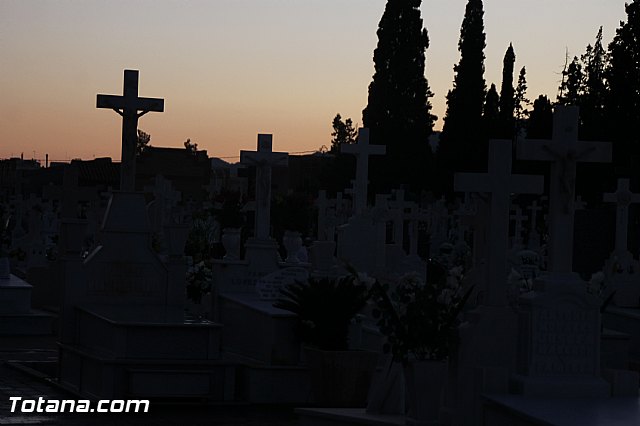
left=97, top=70, right=164, bottom=192
left=517, top=106, right=611, bottom=275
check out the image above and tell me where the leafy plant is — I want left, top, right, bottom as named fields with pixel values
left=371, top=260, right=474, bottom=363
left=274, top=272, right=370, bottom=351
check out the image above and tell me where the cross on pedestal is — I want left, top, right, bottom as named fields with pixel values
left=97, top=70, right=164, bottom=192
left=240, top=134, right=288, bottom=240
left=517, top=106, right=611, bottom=275
left=510, top=205, right=527, bottom=246
left=604, top=178, right=640, bottom=256
left=455, top=139, right=544, bottom=307
left=341, top=128, right=386, bottom=214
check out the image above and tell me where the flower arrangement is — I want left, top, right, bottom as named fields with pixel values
left=370, top=260, right=473, bottom=363
left=186, top=259, right=212, bottom=303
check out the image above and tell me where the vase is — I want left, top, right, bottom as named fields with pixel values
left=221, top=227, right=241, bottom=260
left=405, top=359, right=447, bottom=426
left=283, top=230, right=303, bottom=263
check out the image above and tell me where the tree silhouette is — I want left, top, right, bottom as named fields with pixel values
left=514, top=67, right=530, bottom=133
left=557, top=56, right=583, bottom=106
left=580, top=27, right=608, bottom=141
left=527, top=95, right=553, bottom=139
left=184, top=138, right=198, bottom=155
left=438, top=0, right=487, bottom=182
left=608, top=1, right=640, bottom=177
left=498, top=43, right=516, bottom=138
left=483, top=83, right=500, bottom=138
left=363, top=0, right=435, bottom=192
left=330, top=114, right=357, bottom=153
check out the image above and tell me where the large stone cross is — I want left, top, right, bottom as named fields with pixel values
left=97, top=70, right=164, bottom=192
left=604, top=178, right=640, bottom=256
left=517, top=106, right=611, bottom=275
left=341, top=128, right=386, bottom=214
left=240, top=134, right=288, bottom=240
left=455, top=139, right=543, bottom=307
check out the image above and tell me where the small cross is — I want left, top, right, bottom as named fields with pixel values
left=97, top=70, right=164, bottom=192
left=510, top=205, right=528, bottom=245
left=603, top=178, right=640, bottom=256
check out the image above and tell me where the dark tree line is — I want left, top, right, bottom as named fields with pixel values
left=328, top=0, right=640, bottom=198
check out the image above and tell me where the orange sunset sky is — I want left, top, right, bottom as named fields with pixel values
left=0, top=1, right=627, bottom=163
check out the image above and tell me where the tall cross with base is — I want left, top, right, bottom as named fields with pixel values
left=240, top=135, right=288, bottom=240
left=97, top=70, right=164, bottom=192
left=455, top=139, right=544, bottom=307
left=604, top=178, right=640, bottom=257
left=341, top=128, right=386, bottom=214
left=517, top=106, right=611, bottom=275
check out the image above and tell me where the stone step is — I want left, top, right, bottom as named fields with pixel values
left=0, top=310, right=56, bottom=335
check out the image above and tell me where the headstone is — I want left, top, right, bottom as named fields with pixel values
left=240, top=134, right=288, bottom=240
left=256, top=267, right=309, bottom=301
left=451, top=139, right=543, bottom=425
left=517, top=105, right=611, bottom=275
left=455, top=140, right=544, bottom=306
left=514, top=106, right=611, bottom=397
left=97, top=69, right=164, bottom=191
left=603, top=178, right=640, bottom=307
left=341, top=128, right=386, bottom=214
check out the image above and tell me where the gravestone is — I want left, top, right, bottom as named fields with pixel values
left=341, top=128, right=385, bottom=214
left=451, top=139, right=544, bottom=425
left=0, top=255, right=55, bottom=335
left=514, top=105, right=611, bottom=397
left=240, top=134, right=288, bottom=241
left=256, top=267, right=309, bottom=301
left=602, top=178, right=640, bottom=307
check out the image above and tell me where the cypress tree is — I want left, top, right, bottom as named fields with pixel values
left=483, top=83, right=500, bottom=138
left=527, top=95, right=553, bottom=139
left=438, top=0, right=487, bottom=181
left=557, top=57, right=583, bottom=106
left=608, top=0, right=640, bottom=178
left=514, top=66, right=529, bottom=133
left=580, top=27, right=608, bottom=141
left=498, top=44, right=516, bottom=138
left=363, top=0, right=435, bottom=192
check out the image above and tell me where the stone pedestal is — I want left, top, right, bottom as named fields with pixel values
left=513, top=274, right=609, bottom=397
left=0, top=272, right=55, bottom=335
left=450, top=305, right=518, bottom=426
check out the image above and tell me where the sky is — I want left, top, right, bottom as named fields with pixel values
left=0, top=0, right=629, bottom=163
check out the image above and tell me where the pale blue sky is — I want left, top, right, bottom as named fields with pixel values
left=0, top=0, right=627, bottom=161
